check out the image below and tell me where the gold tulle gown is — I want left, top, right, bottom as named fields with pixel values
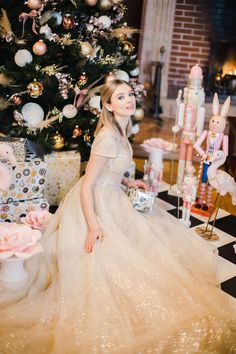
left=0, top=127, right=235, bottom=353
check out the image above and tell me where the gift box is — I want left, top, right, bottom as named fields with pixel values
left=127, top=188, right=155, bottom=213
left=0, top=137, right=27, bottom=162
left=44, top=151, right=81, bottom=206
left=0, top=156, right=47, bottom=204
left=0, top=197, right=49, bottom=222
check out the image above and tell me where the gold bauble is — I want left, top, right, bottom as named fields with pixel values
left=80, top=41, right=93, bottom=57
left=122, top=40, right=134, bottom=55
left=32, top=39, right=47, bottom=56
left=133, top=107, right=144, bottom=121
left=51, top=132, right=65, bottom=150
left=27, top=0, right=42, bottom=10
left=27, top=80, right=43, bottom=98
left=98, top=0, right=113, bottom=10
left=85, top=0, right=98, bottom=5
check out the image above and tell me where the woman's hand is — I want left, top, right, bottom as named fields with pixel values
left=127, top=179, right=147, bottom=191
left=84, top=227, right=103, bottom=253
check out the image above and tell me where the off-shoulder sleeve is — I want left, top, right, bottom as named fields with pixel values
left=91, top=130, right=119, bottom=158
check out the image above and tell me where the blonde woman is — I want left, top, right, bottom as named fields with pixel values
left=0, top=80, right=235, bottom=353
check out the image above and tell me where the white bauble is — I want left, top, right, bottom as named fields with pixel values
left=115, top=70, right=129, bottom=82
left=39, top=24, right=52, bottom=38
left=129, top=67, right=140, bottom=77
left=131, top=123, right=140, bottom=135
left=89, top=95, right=102, bottom=111
left=27, top=0, right=42, bottom=10
left=133, top=107, right=144, bottom=121
left=62, top=104, right=77, bottom=119
left=14, top=49, right=33, bottom=67
left=80, top=41, right=93, bottom=57
left=22, top=103, right=44, bottom=127
left=98, top=15, right=111, bottom=29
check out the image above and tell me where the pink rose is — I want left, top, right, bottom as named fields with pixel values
left=0, top=223, right=43, bottom=259
left=21, top=210, right=52, bottom=231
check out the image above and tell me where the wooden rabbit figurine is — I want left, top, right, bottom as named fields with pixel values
left=194, top=93, right=229, bottom=211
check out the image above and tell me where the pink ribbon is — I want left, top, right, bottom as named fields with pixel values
left=73, top=87, right=88, bottom=108
left=19, top=10, right=39, bottom=38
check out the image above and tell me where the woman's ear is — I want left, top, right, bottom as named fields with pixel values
left=104, top=102, right=113, bottom=112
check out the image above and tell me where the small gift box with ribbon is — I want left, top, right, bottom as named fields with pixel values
left=0, top=137, right=27, bottom=162
left=127, top=188, right=155, bottom=213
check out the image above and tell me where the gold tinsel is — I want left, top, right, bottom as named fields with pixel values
left=110, top=27, right=140, bottom=39
left=0, top=73, right=12, bottom=87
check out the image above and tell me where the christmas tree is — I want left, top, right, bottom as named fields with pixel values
left=0, top=0, right=145, bottom=160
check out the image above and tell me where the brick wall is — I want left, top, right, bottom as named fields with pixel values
left=168, top=0, right=213, bottom=98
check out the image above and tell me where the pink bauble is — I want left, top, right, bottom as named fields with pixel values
left=27, top=0, right=42, bottom=10
left=32, top=40, right=47, bottom=56
left=85, top=0, right=98, bottom=5
left=189, top=64, right=202, bottom=80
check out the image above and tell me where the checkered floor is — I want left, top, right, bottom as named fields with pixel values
left=157, top=185, right=236, bottom=300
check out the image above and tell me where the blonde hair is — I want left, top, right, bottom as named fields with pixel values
left=94, top=79, right=133, bottom=137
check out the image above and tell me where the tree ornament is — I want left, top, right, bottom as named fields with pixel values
left=72, top=125, right=82, bottom=138
left=39, top=10, right=62, bottom=26
left=22, top=102, right=44, bottom=127
left=129, top=67, right=140, bottom=77
left=112, top=0, right=123, bottom=3
left=122, top=40, right=134, bottom=54
left=132, top=123, right=140, bottom=135
left=85, top=0, right=98, bottom=5
left=33, top=40, right=47, bottom=56
left=98, top=15, right=111, bottom=29
left=50, top=132, right=65, bottom=150
left=27, top=80, right=44, bottom=98
left=99, top=0, right=113, bottom=10
left=11, top=94, right=22, bottom=106
left=115, top=70, right=129, bottom=82
left=63, top=14, right=75, bottom=30
left=39, top=24, right=52, bottom=38
left=27, top=0, right=42, bottom=10
left=89, top=95, right=102, bottom=111
left=62, top=104, right=77, bottom=119
left=77, top=73, right=88, bottom=87
left=105, top=72, right=116, bottom=83
left=80, top=41, right=93, bottom=57
left=133, top=107, right=144, bottom=121
left=14, top=49, right=33, bottom=67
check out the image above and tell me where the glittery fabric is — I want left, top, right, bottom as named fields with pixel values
left=0, top=127, right=235, bottom=353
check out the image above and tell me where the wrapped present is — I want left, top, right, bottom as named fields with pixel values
left=127, top=188, right=155, bottom=213
left=44, top=151, right=81, bottom=206
left=0, top=156, right=46, bottom=204
left=0, top=197, right=49, bottom=222
left=0, top=137, right=27, bottom=162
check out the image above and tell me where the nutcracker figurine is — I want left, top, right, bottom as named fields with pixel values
left=193, top=93, right=229, bottom=211
left=172, top=64, right=205, bottom=191
left=180, top=165, right=197, bottom=227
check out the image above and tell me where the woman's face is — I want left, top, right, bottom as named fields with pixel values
left=106, top=83, right=136, bottom=117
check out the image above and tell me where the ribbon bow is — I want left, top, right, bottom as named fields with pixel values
left=19, top=10, right=39, bottom=38
left=73, top=86, right=88, bottom=108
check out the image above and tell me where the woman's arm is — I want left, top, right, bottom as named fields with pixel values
left=81, top=153, right=107, bottom=253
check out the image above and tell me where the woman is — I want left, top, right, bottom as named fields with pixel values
left=0, top=80, right=235, bottom=353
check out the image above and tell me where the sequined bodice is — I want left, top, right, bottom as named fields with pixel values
left=91, top=127, right=133, bottom=186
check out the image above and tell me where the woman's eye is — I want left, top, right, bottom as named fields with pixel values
left=118, top=95, right=124, bottom=100
left=129, top=92, right=134, bottom=97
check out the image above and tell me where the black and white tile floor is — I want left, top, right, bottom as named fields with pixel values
left=157, top=185, right=236, bottom=302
